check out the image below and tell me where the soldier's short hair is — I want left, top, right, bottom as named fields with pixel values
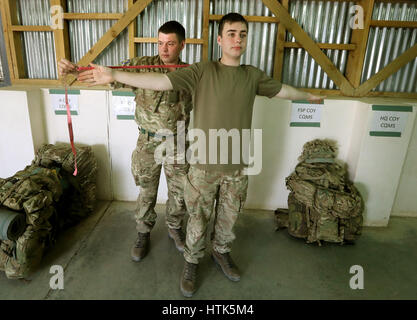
left=218, top=12, right=248, bottom=36
left=158, top=21, right=186, bottom=43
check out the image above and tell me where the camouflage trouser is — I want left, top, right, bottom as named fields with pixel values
left=183, top=166, right=248, bottom=264
left=131, top=133, right=189, bottom=233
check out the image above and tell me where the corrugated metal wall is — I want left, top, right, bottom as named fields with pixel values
left=363, top=1, right=417, bottom=93
left=136, top=0, right=203, bottom=65
left=12, top=0, right=417, bottom=93
left=17, top=0, right=57, bottom=79
left=282, top=0, right=354, bottom=90
left=67, top=0, right=129, bottom=67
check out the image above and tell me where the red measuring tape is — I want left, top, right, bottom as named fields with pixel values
left=65, top=63, right=189, bottom=176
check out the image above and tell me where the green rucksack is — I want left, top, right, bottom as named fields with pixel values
left=0, top=143, right=98, bottom=279
left=276, top=139, right=363, bottom=245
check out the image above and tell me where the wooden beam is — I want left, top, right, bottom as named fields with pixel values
left=134, top=37, right=204, bottom=45
left=11, top=79, right=60, bottom=86
left=0, top=0, right=15, bottom=80
left=63, top=13, right=124, bottom=20
left=128, top=0, right=137, bottom=59
left=210, top=14, right=279, bottom=23
left=202, top=0, right=210, bottom=61
left=370, top=20, right=417, bottom=29
left=345, top=0, right=374, bottom=88
left=273, top=0, right=288, bottom=82
left=51, top=0, right=71, bottom=81
left=3, top=0, right=26, bottom=79
left=10, top=25, right=53, bottom=32
left=355, top=43, right=417, bottom=96
left=302, top=88, right=344, bottom=97
left=284, top=42, right=356, bottom=50
left=261, top=0, right=355, bottom=95
left=66, top=0, right=153, bottom=85
left=367, top=91, right=417, bottom=100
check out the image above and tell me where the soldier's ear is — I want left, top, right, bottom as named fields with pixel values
left=180, top=40, right=185, bottom=50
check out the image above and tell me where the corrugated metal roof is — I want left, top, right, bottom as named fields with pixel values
left=18, top=0, right=57, bottom=79
left=363, top=1, right=417, bottom=92
left=67, top=0, right=129, bottom=67
left=12, top=0, right=417, bottom=93
left=282, top=0, right=354, bottom=90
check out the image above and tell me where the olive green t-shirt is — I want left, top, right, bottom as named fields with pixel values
left=166, top=61, right=282, bottom=172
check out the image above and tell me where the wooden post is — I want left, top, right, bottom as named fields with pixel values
left=345, top=0, right=375, bottom=88
left=273, top=0, right=288, bottom=81
left=50, top=0, right=70, bottom=80
left=0, top=0, right=14, bottom=80
left=3, top=0, right=26, bottom=79
left=202, top=0, right=210, bottom=61
left=128, top=0, right=137, bottom=59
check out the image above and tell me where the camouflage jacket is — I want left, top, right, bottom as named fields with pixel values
left=111, top=55, right=192, bottom=134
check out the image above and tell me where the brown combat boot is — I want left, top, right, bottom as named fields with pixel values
left=212, top=251, right=240, bottom=282
left=168, top=228, right=185, bottom=252
left=131, top=232, right=150, bottom=262
left=180, top=261, right=198, bottom=298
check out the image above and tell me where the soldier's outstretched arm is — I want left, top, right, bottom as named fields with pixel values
left=77, top=63, right=173, bottom=91
left=275, top=84, right=325, bottom=103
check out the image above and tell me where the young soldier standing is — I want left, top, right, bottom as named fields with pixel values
left=77, top=13, right=324, bottom=297
left=58, top=21, right=192, bottom=261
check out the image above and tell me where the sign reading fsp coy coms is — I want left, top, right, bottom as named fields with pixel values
left=290, top=100, right=324, bottom=127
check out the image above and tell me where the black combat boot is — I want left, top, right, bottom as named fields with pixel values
left=131, top=232, right=150, bottom=262
left=212, top=251, right=240, bottom=281
left=168, top=228, right=185, bottom=252
left=180, top=261, right=198, bottom=297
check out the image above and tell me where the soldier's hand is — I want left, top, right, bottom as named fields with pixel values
left=77, top=63, right=114, bottom=86
left=58, top=58, right=79, bottom=77
left=307, top=93, right=326, bottom=104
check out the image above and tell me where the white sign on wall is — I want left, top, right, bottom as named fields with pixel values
left=112, top=91, right=135, bottom=120
left=290, top=100, right=323, bottom=127
left=49, top=89, right=80, bottom=115
left=370, top=105, right=413, bottom=137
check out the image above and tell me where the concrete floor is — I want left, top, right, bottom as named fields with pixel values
left=0, top=200, right=416, bottom=300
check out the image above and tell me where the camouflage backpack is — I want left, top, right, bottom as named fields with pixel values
left=277, top=139, right=363, bottom=245
left=0, top=143, right=98, bottom=279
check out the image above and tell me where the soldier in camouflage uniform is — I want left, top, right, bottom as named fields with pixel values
left=58, top=21, right=192, bottom=261
left=77, top=13, right=323, bottom=298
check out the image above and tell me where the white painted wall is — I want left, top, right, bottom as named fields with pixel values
left=350, top=105, right=416, bottom=226
left=39, top=88, right=112, bottom=200
left=1, top=87, right=416, bottom=226
left=0, top=90, right=36, bottom=178
left=392, top=104, right=417, bottom=217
